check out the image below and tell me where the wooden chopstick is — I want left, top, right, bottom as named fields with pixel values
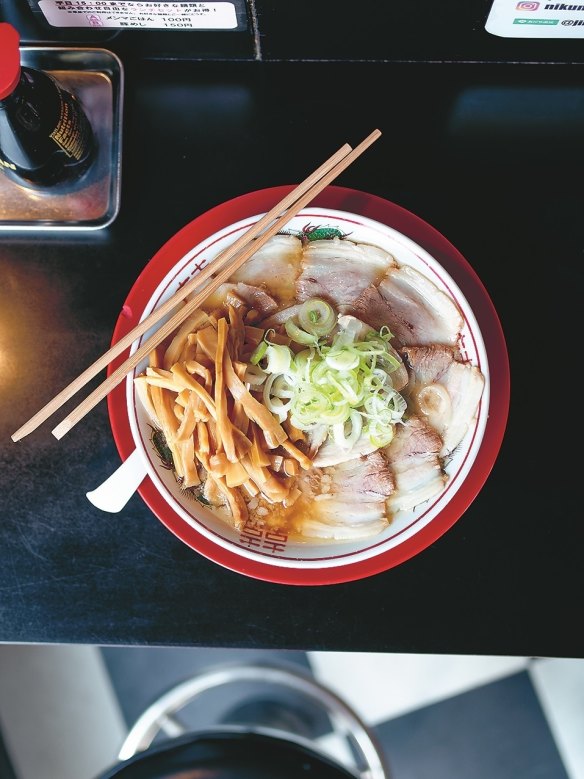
left=50, top=128, right=381, bottom=440
left=11, top=141, right=353, bottom=443
left=12, top=129, right=381, bottom=442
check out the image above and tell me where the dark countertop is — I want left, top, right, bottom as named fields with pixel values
left=1, top=59, right=582, bottom=656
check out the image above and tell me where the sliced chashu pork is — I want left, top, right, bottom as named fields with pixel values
left=385, top=416, right=446, bottom=513
left=229, top=234, right=303, bottom=304
left=350, top=265, right=463, bottom=347
left=200, top=281, right=279, bottom=318
left=260, top=302, right=304, bottom=328
left=312, top=429, right=377, bottom=468
left=299, top=451, right=394, bottom=541
left=296, top=238, right=396, bottom=309
left=401, top=345, right=485, bottom=457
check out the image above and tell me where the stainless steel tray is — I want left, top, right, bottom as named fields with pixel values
left=0, top=47, right=123, bottom=231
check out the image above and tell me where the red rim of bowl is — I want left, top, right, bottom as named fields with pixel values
left=107, top=185, right=510, bottom=586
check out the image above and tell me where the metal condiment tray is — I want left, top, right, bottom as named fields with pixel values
left=0, top=47, right=123, bottom=231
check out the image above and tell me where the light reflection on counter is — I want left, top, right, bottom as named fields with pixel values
left=0, top=316, right=20, bottom=393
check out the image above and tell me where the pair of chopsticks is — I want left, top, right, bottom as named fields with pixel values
left=11, top=128, right=382, bottom=443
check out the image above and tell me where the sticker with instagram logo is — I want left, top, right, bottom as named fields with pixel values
left=486, top=0, right=584, bottom=37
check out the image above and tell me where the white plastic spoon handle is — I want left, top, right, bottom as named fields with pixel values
left=86, top=448, right=147, bottom=513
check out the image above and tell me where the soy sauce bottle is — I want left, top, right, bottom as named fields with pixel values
left=0, top=23, right=96, bottom=190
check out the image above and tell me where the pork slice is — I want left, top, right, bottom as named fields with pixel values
left=401, top=345, right=485, bottom=456
left=234, top=283, right=279, bottom=316
left=348, top=284, right=395, bottom=331
left=260, top=303, right=303, bottom=328
left=296, top=238, right=396, bottom=309
left=312, top=430, right=377, bottom=467
left=437, top=362, right=485, bottom=456
left=199, top=281, right=278, bottom=317
left=327, top=451, right=395, bottom=501
left=400, top=344, right=456, bottom=384
left=377, top=266, right=464, bottom=346
left=298, top=451, right=393, bottom=541
left=385, top=416, right=447, bottom=512
left=229, top=234, right=303, bottom=304
left=299, top=511, right=389, bottom=541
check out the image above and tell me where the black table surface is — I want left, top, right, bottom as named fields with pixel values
left=1, top=59, right=582, bottom=656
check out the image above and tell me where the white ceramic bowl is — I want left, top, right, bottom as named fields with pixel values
left=120, top=204, right=493, bottom=581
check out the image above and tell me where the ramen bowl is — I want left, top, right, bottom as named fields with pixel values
left=109, top=188, right=507, bottom=585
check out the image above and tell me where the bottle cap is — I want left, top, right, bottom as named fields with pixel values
left=0, top=23, right=21, bottom=100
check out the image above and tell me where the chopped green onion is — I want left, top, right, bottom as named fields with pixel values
left=367, top=423, right=395, bottom=448
left=332, top=411, right=363, bottom=452
left=298, top=299, right=336, bottom=336
left=249, top=340, right=268, bottom=365
left=335, top=315, right=365, bottom=346
left=244, top=364, right=267, bottom=386
left=251, top=305, right=406, bottom=453
left=285, top=319, right=320, bottom=346
left=264, top=344, right=292, bottom=374
left=325, top=347, right=360, bottom=371
left=263, top=374, right=291, bottom=422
